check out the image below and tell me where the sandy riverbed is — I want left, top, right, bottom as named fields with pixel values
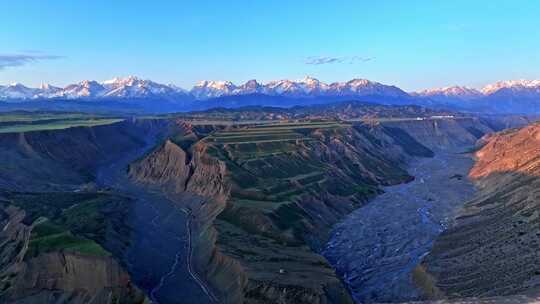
left=323, top=151, right=476, bottom=303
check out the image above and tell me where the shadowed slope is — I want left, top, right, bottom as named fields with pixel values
left=417, top=122, right=540, bottom=299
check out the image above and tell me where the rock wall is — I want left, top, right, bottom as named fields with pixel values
left=416, top=122, right=540, bottom=298
left=0, top=119, right=170, bottom=191
left=0, top=203, right=146, bottom=304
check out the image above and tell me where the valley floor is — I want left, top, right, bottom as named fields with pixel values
left=95, top=138, right=214, bottom=304
left=323, top=150, right=476, bottom=303
left=399, top=294, right=540, bottom=304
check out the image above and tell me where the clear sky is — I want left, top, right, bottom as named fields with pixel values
left=1, top=0, right=539, bottom=91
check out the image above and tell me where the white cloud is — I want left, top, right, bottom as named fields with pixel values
left=306, top=56, right=374, bottom=65
left=0, top=53, right=64, bottom=70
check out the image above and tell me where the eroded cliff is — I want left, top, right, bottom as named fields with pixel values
left=0, top=119, right=172, bottom=303
left=416, top=122, right=540, bottom=298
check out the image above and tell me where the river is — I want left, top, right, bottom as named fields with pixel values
left=323, top=151, right=476, bottom=303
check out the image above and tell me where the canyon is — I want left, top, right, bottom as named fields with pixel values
left=415, top=122, right=540, bottom=301
left=0, top=103, right=538, bottom=304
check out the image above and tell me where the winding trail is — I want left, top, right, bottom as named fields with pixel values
left=323, top=151, right=476, bottom=303
left=183, top=208, right=219, bottom=302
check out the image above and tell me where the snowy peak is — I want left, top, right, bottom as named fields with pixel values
left=481, top=80, right=540, bottom=95
left=37, top=83, right=63, bottom=98
left=101, top=76, right=184, bottom=98
left=235, top=79, right=263, bottom=94
left=265, top=79, right=306, bottom=96
left=193, top=80, right=236, bottom=90
left=416, top=86, right=483, bottom=100
left=296, top=76, right=328, bottom=94
left=39, top=83, right=59, bottom=91
left=326, top=78, right=408, bottom=98
left=0, top=83, right=38, bottom=100
left=298, top=76, right=324, bottom=88
left=62, top=80, right=106, bottom=98
left=102, top=75, right=140, bottom=86
left=191, top=80, right=237, bottom=99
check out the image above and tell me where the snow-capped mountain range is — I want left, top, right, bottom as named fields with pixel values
left=413, top=80, right=540, bottom=101
left=413, top=86, right=484, bottom=101
left=2, top=76, right=540, bottom=110
left=411, top=80, right=540, bottom=113
left=191, top=77, right=409, bottom=100
left=0, top=76, right=190, bottom=101
left=0, top=76, right=408, bottom=101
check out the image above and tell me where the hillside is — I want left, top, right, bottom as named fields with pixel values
left=416, top=122, right=540, bottom=299
left=0, top=119, right=171, bottom=303
left=127, top=116, right=496, bottom=303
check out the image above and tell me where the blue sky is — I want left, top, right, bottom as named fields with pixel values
left=1, top=0, right=539, bottom=91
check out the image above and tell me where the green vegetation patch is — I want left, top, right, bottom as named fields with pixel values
left=5, top=192, right=107, bottom=224
left=0, top=118, right=123, bottom=134
left=0, top=111, right=123, bottom=133
left=212, top=133, right=305, bottom=144
left=250, top=122, right=349, bottom=130
left=0, top=112, right=91, bottom=123
left=207, top=121, right=347, bottom=146
left=4, top=191, right=127, bottom=258
left=27, top=221, right=109, bottom=258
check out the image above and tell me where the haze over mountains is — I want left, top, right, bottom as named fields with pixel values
left=2, top=76, right=540, bottom=114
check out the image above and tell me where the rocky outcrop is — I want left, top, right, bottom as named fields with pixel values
left=129, top=136, right=239, bottom=302
left=416, top=122, right=540, bottom=298
left=129, top=140, right=192, bottom=193
left=0, top=202, right=146, bottom=304
left=4, top=252, right=146, bottom=304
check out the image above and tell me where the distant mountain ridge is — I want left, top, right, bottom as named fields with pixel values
left=414, top=80, right=540, bottom=101
left=0, top=76, right=190, bottom=101
left=413, top=86, right=483, bottom=101
left=413, top=81, right=540, bottom=113
left=2, top=76, right=540, bottom=114
left=0, top=76, right=409, bottom=101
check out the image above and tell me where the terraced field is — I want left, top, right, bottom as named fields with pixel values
left=206, top=121, right=349, bottom=155
left=210, top=119, right=363, bottom=223
left=207, top=122, right=346, bottom=201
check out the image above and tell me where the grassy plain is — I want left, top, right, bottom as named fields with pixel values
left=0, top=111, right=123, bottom=133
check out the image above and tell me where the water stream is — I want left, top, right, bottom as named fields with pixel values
left=323, top=151, right=476, bottom=303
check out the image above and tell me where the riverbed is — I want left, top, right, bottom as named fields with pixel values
left=95, top=138, right=214, bottom=304
left=323, top=151, right=476, bottom=303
